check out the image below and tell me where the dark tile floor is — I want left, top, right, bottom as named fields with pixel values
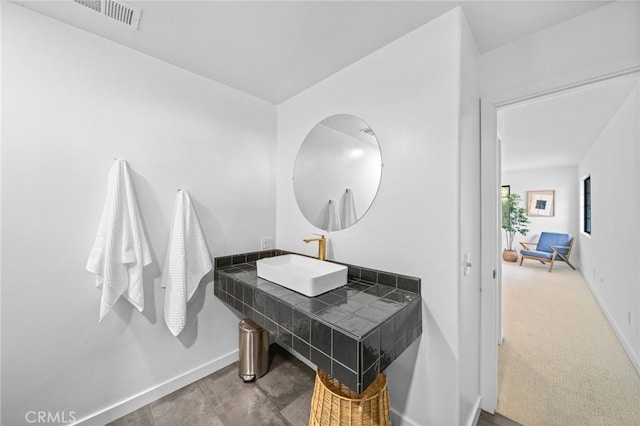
left=108, top=345, right=315, bottom=426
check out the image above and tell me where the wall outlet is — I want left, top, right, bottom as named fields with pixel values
left=260, top=237, right=273, bottom=250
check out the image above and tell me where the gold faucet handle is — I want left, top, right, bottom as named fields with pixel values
left=303, top=234, right=325, bottom=242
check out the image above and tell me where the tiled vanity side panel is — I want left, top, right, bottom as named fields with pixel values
left=358, top=298, right=422, bottom=390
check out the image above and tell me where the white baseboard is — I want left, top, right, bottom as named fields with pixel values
left=390, top=399, right=482, bottom=426
left=73, top=349, right=239, bottom=426
left=390, top=406, right=419, bottom=426
left=465, top=396, right=482, bottom=426
left=584, top=277, right=640, bottom=376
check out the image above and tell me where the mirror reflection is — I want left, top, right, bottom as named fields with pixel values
left=293, top=114, right=382, bottom=231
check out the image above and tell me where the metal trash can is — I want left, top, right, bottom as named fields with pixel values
left=238, top=318, right=269, bottom=382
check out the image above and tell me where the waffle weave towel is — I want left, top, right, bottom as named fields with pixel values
left=87, top=159, right=151, bottom=321
left=161, top=190, right=212, bottom=336
left=327, top=199, right=341, bottom=231
left=342, top=188, right=357, bottom=228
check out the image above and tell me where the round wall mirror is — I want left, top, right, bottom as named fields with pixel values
left=293, top=114, right=382, bottom=231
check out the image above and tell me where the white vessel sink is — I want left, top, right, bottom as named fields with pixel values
left=256, top=254, right=348, bottom=297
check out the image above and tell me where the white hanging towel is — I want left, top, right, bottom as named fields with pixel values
left=161, top=190, right=212, bottom=336
left=342, top=188, right=358, bottom=228
left=327, top=199, right=341, bottom=231
left=86, top=159, right=152, bottom=322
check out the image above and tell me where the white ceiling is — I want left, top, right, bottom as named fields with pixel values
left=14, top=0, right=635, bottom=173
left=499, top=74, right=639, bottom=172
left=15, top=0, right=611, bottom=104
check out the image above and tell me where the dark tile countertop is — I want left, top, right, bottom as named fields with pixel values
left=214, top=249, right=422, bottom=393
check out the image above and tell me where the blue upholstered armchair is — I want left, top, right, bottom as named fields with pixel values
left=519, top=232, right=576, bottom=272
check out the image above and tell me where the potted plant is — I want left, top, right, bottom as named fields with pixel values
left=502, top=193, right=529, bottom=262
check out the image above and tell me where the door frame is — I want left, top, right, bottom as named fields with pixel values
left=479, top=64, right=639, bottom=413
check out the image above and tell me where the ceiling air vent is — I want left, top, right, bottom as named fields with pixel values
left=73, top=0, right=141, bottom=30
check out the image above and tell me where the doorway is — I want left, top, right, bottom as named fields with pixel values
left=479, top=68, right=640, bottom=415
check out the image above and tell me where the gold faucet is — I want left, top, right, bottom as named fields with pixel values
left=303, top=234, right=326, bottom=260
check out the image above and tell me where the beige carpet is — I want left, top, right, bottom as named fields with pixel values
left=497, top=260, right=640, bottom=426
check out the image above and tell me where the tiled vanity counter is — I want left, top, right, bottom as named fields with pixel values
left=213, top=250, right=422, bottom=393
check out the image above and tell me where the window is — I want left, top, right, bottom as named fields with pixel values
left=583, top=176, right=591, bottom=234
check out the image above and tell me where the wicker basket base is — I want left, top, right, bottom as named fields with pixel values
left=309, top=370, right=390, bottom=426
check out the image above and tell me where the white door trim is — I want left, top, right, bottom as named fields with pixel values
left=479, top=64, right=640, bottom=414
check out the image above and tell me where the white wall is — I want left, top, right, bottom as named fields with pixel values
left=480, top=1, right=640, bottom=98
left=501, top=166, right=580, bottom=265
left=1, top=4, right=276, bottom=425
left=277, top=9, right=479, bottom=425
left=578, top=83, right=640, bottom=369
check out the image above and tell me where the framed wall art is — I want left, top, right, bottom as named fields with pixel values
left=527, top=190, right=555, bottom=217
